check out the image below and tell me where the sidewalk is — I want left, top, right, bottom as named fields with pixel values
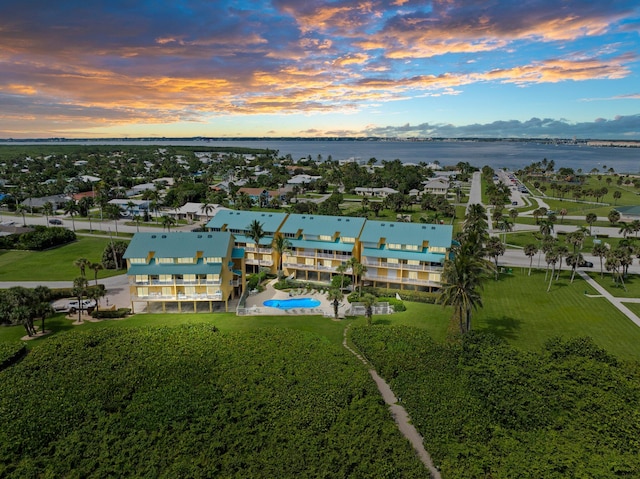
left=578, top=271, right=640, bottom=328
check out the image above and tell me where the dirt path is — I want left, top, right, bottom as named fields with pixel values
left=343, top=325, right=442, bottom=479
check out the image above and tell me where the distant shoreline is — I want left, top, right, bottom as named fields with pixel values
left=1, top=137, right=639, bottom=148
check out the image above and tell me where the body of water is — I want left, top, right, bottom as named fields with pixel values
left=2, top=139, right=638, bottom=173
left=263, top=298, right=321, bottom=310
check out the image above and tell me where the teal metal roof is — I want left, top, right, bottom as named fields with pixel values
left=359, top=221, right=453, bottom=248
left=231, top=247, right=245, bottom=259
left=279, top=213, right=366, bottom=238
left=616, top=205, right=640, bottom=216
left=231, top=234, right=272, bottom=247
left=206, top=210, right=287, bottom=234
left=362, top=247, right=446, bottom=263
left=127, top=258, right=223, bottom=276
left=289, top=238, right=355, bottom=253
left=123, top=231, right=233, bottom=260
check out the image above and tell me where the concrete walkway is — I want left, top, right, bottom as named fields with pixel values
left=342, top=325, right=442, bottom=479
left=578, top=271, right=640, bottom=327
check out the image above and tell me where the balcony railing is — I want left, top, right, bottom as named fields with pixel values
left=363, top=274, right=439, bottom=286
left=134, top=278, right=222, bottom=286
left=133, top=293, right=224, bottom=301
left=361, top=259, right=443, bottom=273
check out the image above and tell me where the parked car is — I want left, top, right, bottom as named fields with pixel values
left=49, top=218, right=62, bottom=225
left=67, top=299, right=96, bottom=310
left=578, top=260, right=594, bottom=268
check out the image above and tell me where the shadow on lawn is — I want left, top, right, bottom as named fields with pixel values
left=481, top=315, right=522, bottom=341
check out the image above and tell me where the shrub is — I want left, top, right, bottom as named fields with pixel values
left=0, top=226, right=75, bottom=251
left=91, top=308, right=131, bottom=319
left=378, top=297, right=406, bottom=312
left=0, top=342, right=27, bottom=372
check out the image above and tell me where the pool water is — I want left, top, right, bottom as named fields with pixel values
left=263, top=298, right=321, bottom=310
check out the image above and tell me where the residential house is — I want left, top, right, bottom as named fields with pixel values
left=107, top=199, right=150, bottom=216
left=354, top=187, right=399, bottom=198
left=123, top=231, right=244, bottom=313
left=20, top=194, right=70, bottom=211
left=423, top=178, right=449, bottom=196
left=206, top=210, right=288, bottom=273
left=279, top=214, right=366, bottom=283
left=237, top=187, right=288, bottom=207
left=358, top=221, right=453, bottom=291
left=167, top=202, right=229, bottom=223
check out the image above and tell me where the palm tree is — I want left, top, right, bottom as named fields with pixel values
left=16, top=204, right=28, bottom=227
left=539, top=218, right=554, bottom=237
left=335, top=262, right=350, bottom=290
left=545, top=249, right=559, bottom=291
left=618, top=222, right=634, bottom=239
left=347, top=257, right=367, bottom=296
left=559, top=208, right=568, bottom=224
left=73, top=257, right=90, bottom=277
left=566, top=252, right=584, bottom=283
left=247, top=219, right=265, bottom=250
left=361, top=293, right=377, bottom=326
left=103, top=203, right=122, bottom=236
left=89, top=262, right=103, bottom=286
left=72, top=276, right=89, bottom=322
left=42, top=201, right=54, bottom=226
left=33, top=285, right=53, bottom=335
left=326, top=288, right=343, bottom=319
left=607, top=209, right=621, bottom=225
left=585, top=213, right=597, bottom=235
left=485, top=236, right=505, bottom=279
left=161, top=215, right=176, bottom=232
left=201, top=202, right=215, bottom=222
left=272, top=235, right=291, bottom=278
left=437, top=242, right=493, bottom=334
left=592, top=243, right=608, bottom=278
left=63, top=200, right=78, bottom=231
left=524, top=243, right=538, bottom=276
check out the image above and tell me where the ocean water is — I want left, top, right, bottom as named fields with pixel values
left=2, top=139, right=638, bottom=173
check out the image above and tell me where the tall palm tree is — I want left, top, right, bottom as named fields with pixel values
left=201, top=202, right=215, bottom=222
left=272, top=235, right=291, bottom=278
left=545, top=250, right=559, bottom=292
left=248, top=219, right=265, bottom=249
left=437, top=242, right=493, bottom=334
left=592, top=243, right=608, bottom=278
left=326, top=288, right=343, bottom=319
left=89, top=262, right=103, bottom=286
left=585, top=213, right=597, bottom=235
left=42, top=201, right=53, bottom=226
left=485, top=236, right=505, bottom=279
left=74, top=257, right=90, bottom=277
left=347, top=257, right=367, bottom=296
left=63, top=200, right=79, bottom=231
left=161, top=215, right=176, bottom=232
left=361, top=293, right=377, bottom=326
left=566, top=252, right=584, bottom=283
left=16, top=204, right=28, bottom=227
left=103, top=203, right=122, bottom=236
left=72, top=276, right=89, bottom=323
left=523, top=243, right=538, bottom=276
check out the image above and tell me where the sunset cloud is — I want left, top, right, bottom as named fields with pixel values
left=0, top=0, right=638, bottom=138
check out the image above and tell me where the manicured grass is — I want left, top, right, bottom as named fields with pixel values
left=0, top=236, right=125, bottom=281
left=625, top=302, right=640, bottom=318
left=474, top=270, right=640, bottom=360
left=586, top=271, right=640, bottom=298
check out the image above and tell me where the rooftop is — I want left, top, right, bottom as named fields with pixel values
left=206, top=210, right=287, bottom=234
left=123, top=231, right=234, bottom=259
left=359, top=221, right=453, bottom=248
left=279, top=213, right=366, bottom=238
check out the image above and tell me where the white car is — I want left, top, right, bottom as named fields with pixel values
left=67, top=299, right=96, bottom=310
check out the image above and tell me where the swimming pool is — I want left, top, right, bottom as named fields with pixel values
left=263, top=298, right=321, bottom=310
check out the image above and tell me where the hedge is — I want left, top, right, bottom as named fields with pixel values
left=91, top=308, right=131, bottom=319
left=0, top=343, right=27, bottom=372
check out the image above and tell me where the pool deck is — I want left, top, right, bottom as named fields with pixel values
left=244, top=279, right=348, bottom=317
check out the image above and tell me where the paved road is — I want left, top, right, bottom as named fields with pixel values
left=467, top=171, right=482, bottom=211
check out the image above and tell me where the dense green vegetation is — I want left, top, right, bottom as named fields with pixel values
left=0, top=326, right=426, bottom=478
left=0, top=342, right=25, bottom=370
left=351, top=326, right=640, bottom=478
left=0, top=226, right=75, bottom=250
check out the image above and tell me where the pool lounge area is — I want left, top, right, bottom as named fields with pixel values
left=242, top=279, right=347, bottom=318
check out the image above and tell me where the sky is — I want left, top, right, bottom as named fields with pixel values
left=1, top=0, right=639, bottom=139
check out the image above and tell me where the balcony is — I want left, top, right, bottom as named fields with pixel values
left=283, top=262, right=317, bottom=270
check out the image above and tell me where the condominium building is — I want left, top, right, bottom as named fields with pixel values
left=279, top=213, right=366, bottom=282
left=358, top=221, right=453, bottom=292
left=206, top=210, right=288, bottom=273
left=123, top=231, right=244, bottom=313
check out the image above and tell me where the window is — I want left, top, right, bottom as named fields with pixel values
left=408, top=271, right=418, bottom=280
left=161, top=286, right=173, bottom=297
left=184, top=287, right=196, bottom=296
left=207, top=274, right=220, bottom=282
left=135, top=275, right=148, bottom=283
left=387, top=258, right=399, bottom=264
left=342, top=237, right=355, bottom=243
left=177, top=257, right=195, bottom=264
left=407, top=260, right=420, bottom=266
left=159, top=274, right=172, bottom=283
left=205, top=256, right=222, bottom=263
left=157, top=257, right=174, bottom=264
left=405, top=244, right=419, bottom=251
left=305, top=258, right=314, bottom=266
left=136, top=287, right=148, bottom=297
left=388, top=243, right=402, bottom=250
left=319, top=234, right=332, bottom=241
left=429, top=247, right=447, bottom=254
left=184, top=274, right=196, bottom=282
left=130, top=258, right=147, bottom=264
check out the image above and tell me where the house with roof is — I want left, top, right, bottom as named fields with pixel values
left=354, top=187, right=398, bottom=198
left=279, top=214, right=366, bottom=283
left=423, top=178, right=450, bottom=196
left=616, top=205, right=640, bottom=221
left=123, top=231, right=244, bottom=313
left=108, top=199, right=150, bottom=216
left=358, top=221, right=453, bottom=291
left=20, top=194, right=70, bottom=211
left=206, top=210, right=288, bottom=273
left=166, top=202, right=229, bottom=223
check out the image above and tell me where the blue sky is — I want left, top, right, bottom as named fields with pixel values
left=0, top=0, right=639, bottom=139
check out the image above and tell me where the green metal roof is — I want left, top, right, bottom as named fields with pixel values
left=123, top=231, right=233, bottom=260
left=289, top=238, right=355, bottom=253
left=359, top=221, right=453, bottom=248
left=127, top=258, right=223, bottom=276
left=362, top=247, right=446, bottom=263
left=279, top=213, right=366, bottom=238
left=206, top=210, right=287, bottom=234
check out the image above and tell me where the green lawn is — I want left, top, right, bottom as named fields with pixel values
left=0, top=236, right=125, bottom=281
left=586, top=271, right=640, bottom=298
left=3, top=269, right=640, bottom=360
left=473, top=270, right=640, bottom=360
